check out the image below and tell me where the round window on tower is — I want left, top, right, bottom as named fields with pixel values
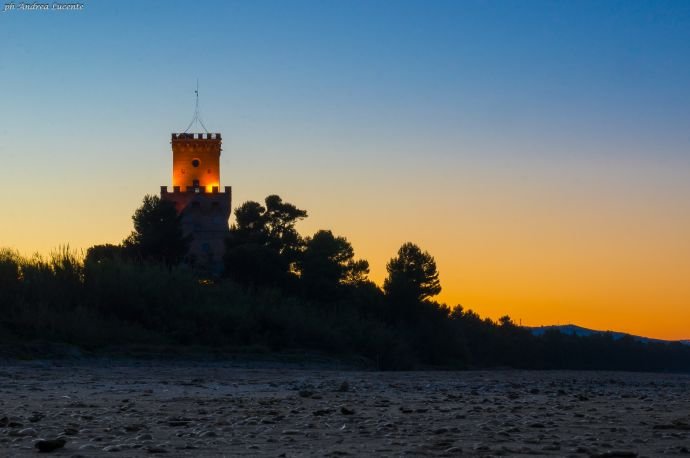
left=191, top=159, right=200, bottom=168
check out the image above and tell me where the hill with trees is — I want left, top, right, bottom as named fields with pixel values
left=1, top=194, right=689, bottom=371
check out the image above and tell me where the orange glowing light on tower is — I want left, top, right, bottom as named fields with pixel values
left=170, top=133, right=222, bottom=189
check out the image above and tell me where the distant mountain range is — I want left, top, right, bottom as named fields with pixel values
left=526, top=324, right=690, bottom=346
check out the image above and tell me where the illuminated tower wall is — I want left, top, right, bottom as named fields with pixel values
left=160, top=132, right=231, bottom=273
left=171, top=132, right=221, bottom=191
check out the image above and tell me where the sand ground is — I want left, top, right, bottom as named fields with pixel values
left=1, top=361, right=689, bottom=456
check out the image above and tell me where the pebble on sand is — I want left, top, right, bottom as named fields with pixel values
left=35, top=438, right=66, bottom=453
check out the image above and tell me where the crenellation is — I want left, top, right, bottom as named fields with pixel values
left=171, top=132, right=222, bottom=140
left=163, top=185, right=231, bottom=196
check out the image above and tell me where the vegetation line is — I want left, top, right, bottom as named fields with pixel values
left=1, top=194, right=689, bottom=371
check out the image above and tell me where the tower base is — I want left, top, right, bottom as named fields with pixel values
left=160, top=185, right=232, bottom=275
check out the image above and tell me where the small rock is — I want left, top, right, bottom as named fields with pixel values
left=17, top=428, right=38, bottom=437
left=166, top=417, right=192, bottom=427
left=136, top=433, right=153, bottom=441
left=337, top=381, right=349, bottom=392
left=28, top=413, right=45, bottom=423
left=124, top=424, right=144, bottom=432
left=35, top=438, right=66, bottom=453
left=340, top=406, right=355, bottom=415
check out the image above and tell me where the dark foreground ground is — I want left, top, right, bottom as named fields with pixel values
left=1, top=361, right=689, bottom=457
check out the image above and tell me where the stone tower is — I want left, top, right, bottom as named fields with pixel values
left=160, top=132, right=231, bottom=273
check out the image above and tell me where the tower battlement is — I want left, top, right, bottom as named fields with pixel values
left=161, top=185, right=231, bottom=194
left=171, top=133, right=222, bottom=140
left=160, top=185, right=231, bottom=215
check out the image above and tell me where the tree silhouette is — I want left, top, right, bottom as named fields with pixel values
left=84, top=244, right=125, bottom=265
left=224, top=243, right=290, bottom=287
left=7, top=190, right=690, bottom=371
left=0, top=249, right=20, bottom=300
left=123, top=195, right=190, bottom=266
left=298, top=230, right=369, bottom=299
left=384, top=242, right=441, bottom=303
left=225, top=195, right=307, bottom=287
left=230, top=195, right=307, bottom=256
left=263, top=195, right=308, bottom=261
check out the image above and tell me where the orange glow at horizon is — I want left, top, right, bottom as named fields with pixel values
left=286, top=154, right=690, bottom=342
left=3, top=144, right=690, bottom=343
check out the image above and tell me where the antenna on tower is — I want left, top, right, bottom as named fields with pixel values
left=183, top=79, right=209, bottom=133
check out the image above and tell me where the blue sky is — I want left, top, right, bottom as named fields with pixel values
left=3, top=0, right=689, bottom=161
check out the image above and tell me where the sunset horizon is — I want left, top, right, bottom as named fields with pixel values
left=3, top=1, right=690, bottom=341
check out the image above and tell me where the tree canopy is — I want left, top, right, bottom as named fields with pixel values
left=231, top=195, right=307, bottom=257
left=383, top=242, right=441, bottom=303
left=5, top=191, right=690, bottom=372
left=84, top=243, right=124, bottom=265
left=123, top=195, right=190, bottom=266
left=298, top=229, right=370, bottom=300
left=224, top=195, right=307, bottom=287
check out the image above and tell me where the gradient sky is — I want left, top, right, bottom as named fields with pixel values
left=1, top=1, right=689, bottom=339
